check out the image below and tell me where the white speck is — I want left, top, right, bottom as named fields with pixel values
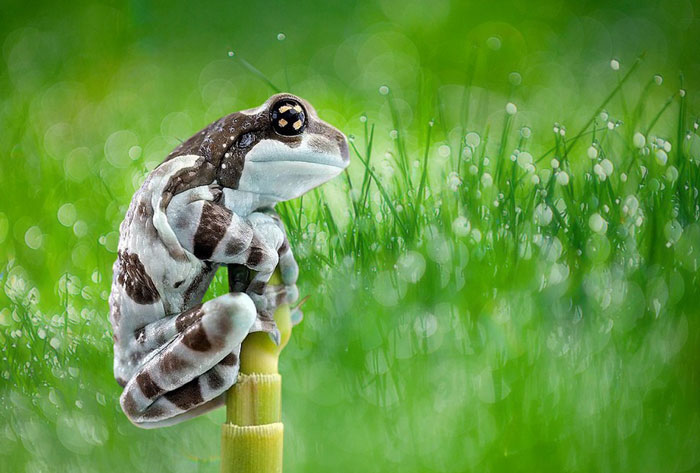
left=654, top=74, right=663, bottom=85
left=589, top=213, right=607, bottom=234
left=481, top=173, right=493, bottom=188
left=610, top=59, right=620, bottom=71
left=379, top=85, right=390, bottom=95
left=663, top=141, right=672, bottom=152
left=633, top=132, right=646, bottom=149
left=655, top=149, right=668, bottom=166
left=600, top=111, right=609, bottom=121
left=679, top=89, right=686, bottom=97
left=229, top=136, right=234, bottom=141
left=224, top=153, right=231, bottom=158
left=556, top=171, right=569, bottom=186
left=277, top=33, right=286, bottom=41
left=621, top=172, right=628, bottom=182
left=221, top=163, right=227, bottom=169
left=227, top=51, right=234, bottom=57
left=531, top=174, right=540, bottom=185
left=587, top=146, right=598, bottom=159
left=505, top=102, right=517, bottom=115
left=607, top=121, right=615, bottom=130
left=551, top=158, right=560, bottom=169
left=559, top=127, right=566, bottom=137
left=360, top=115, right=367, bottom=123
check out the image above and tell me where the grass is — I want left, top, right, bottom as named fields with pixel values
left=2, top=1, right=700, bottom=472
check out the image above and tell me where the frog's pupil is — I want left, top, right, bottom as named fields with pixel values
left=271, top=99, right=306, bottom=136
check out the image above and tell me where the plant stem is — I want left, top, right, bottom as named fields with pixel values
left=221, top=269, right=291, bottom=473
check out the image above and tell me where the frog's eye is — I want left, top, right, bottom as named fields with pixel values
left=271, top=99, right=306, bottom=136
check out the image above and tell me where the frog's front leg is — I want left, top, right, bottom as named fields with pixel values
left=120, top=293, right=256, bottom=428
left=167, top=187, right=296, bottom=325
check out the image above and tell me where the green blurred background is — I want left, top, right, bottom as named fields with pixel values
left=2, top=0, right=700, bottom=472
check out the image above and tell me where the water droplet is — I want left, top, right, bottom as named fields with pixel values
left=57, top=203, right=77, bottom=226
left=277, top=33, right=286, bottom=41
left=379, top=85, right=389, bottom=95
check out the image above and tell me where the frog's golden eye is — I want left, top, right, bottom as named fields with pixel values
left=271, top=99, right=306, bottom=136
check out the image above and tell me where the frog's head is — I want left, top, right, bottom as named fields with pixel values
left=215, top=93, right=349, bottom=202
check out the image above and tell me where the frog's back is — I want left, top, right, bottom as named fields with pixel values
left=109, top=155, right=216, bottom=383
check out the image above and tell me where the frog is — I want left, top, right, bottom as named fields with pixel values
left=109, top=93, right=349, bottom=428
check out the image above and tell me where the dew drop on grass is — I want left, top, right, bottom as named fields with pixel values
left=397, top=251, right=426, bottom=283
left=533, top=203, right=553, bottom=226
left=610, top=58, right=620, bottom=70
left=438, top=144, right=450, bottom=157
left=655, top=149, right=668, bottom=166
left=452, top=216, right=471, bottom=236
left=465, top=132, right=480, bottom=148
left=277, top=32, right=286, bottom=41
left=57, top=203, right=77, bottom=226
left=666, top=165, right=679, bottom=182
left=517, top=151, right=532, bottom=169
left=481, top=173, right=493, bottom=188
left=379, top=85, right=389, bottom=95
left=587, top=146, right=598, bottom=159
left=633, top=132, right=646, bottom=148
left=486, top=36, right=501, bottom=50
left=509, top=72, right=522, bottom=86
left=665, top=220, right=683, bottom=243
left=556, top=171, right=570, bottom=186
left=520, top=126, right=531, bottom=138
left=505, top=102, right=517, bottom=115
left=601, top=158, right=614, bottom=176
left=73, top=220, right=88, bottom=238
left=389, top=129, right=398, bottom=139
left=24, top=226, right=43, bottom=249
left=589, top=213, right=608, bottom=234
left=654, top=74, right=663, bottom=85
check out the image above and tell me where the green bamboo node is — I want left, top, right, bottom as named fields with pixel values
left=221, top=270, right=291, bottom=473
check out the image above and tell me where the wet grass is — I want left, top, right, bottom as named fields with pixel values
left=2, top=2, right=700, bottom=472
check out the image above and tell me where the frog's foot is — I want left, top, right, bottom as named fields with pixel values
left=119, top=293, right=256, bottom=428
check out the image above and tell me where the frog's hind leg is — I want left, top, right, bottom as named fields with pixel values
left=120, top=292, right=256, bottom=428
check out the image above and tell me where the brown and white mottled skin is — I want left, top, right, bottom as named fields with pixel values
left=109, top=93, right=349, bottom=428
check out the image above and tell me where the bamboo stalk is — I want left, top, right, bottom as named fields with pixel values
left=221, top=267, right=291, bottom=473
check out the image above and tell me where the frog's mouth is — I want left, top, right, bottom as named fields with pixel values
left=237, top=136, right=348, bottom=202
